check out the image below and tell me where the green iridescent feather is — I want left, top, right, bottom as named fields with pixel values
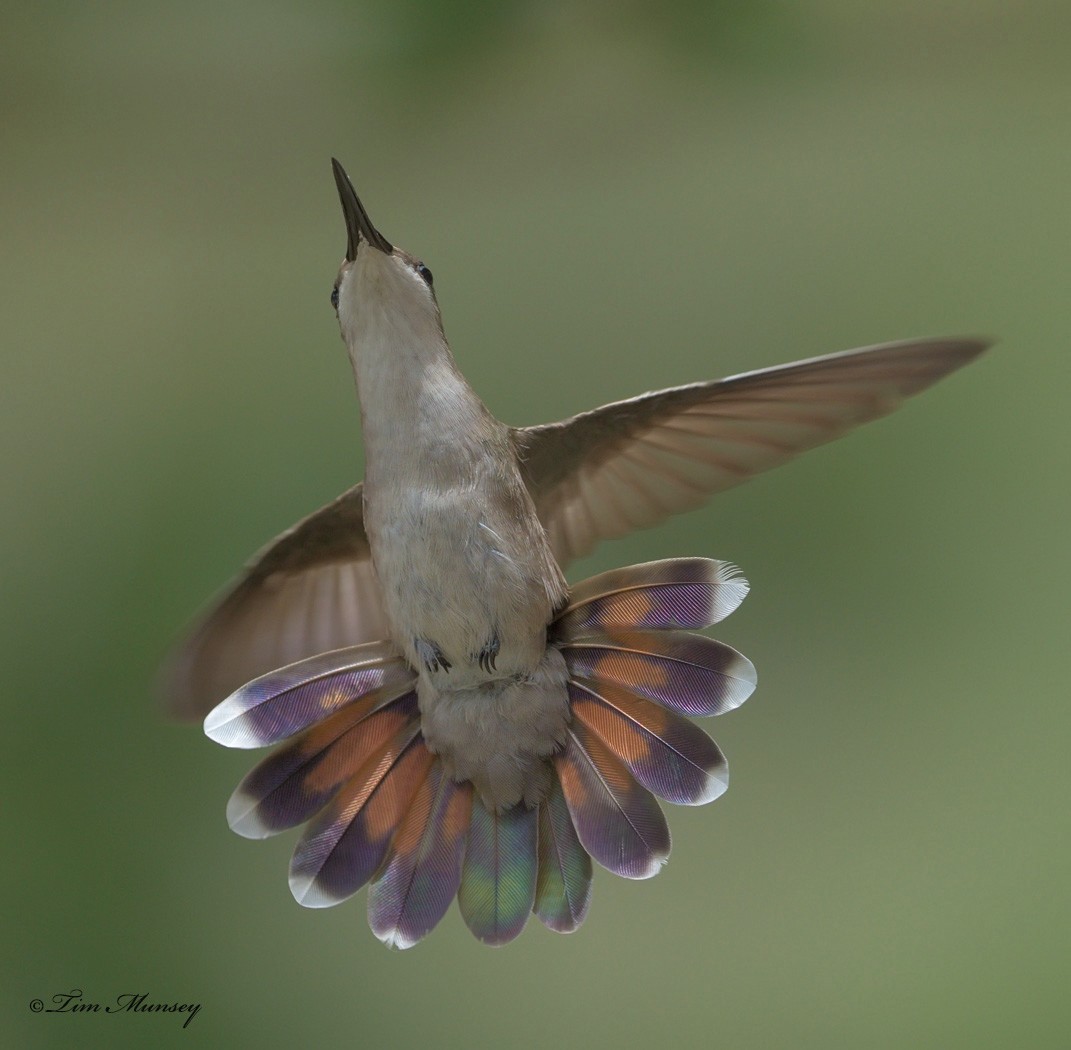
left=534, top=777, right=592, bottom=932
left=458, top=799, right=538, bottom=945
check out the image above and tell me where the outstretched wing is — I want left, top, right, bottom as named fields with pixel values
left=160, top=484, right=388, bottom=721
left=513, top=337, right=988, bottom=567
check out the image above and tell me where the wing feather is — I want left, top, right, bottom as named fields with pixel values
left=160, top=484, right=388, bottom=721
left=514, top=337, right=988, bottom=566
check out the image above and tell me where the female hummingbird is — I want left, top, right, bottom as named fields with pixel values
left=162, top=160, right=986, bottom=947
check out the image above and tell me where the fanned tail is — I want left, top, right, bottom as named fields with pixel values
left=556, top=721, right=670, bottom=878
left=568, top=679, right=728, bottom=806
left=548, top=557, right=756, bottom=882
left=204, top=557, right=755, bottom=946
left=367, top=760, right=473, bottom=949
left=204, top=641, right=413, bottom=748
left=552, top=558, right=749, bottom=637
left=288, top=723, right=429, bottom=908
left=458, top=801, right=539, bottom=945
left=227, top=685, right=418, bottom=838
left=560, top=629, right=755, bottom=716
left=534, top=777, right=592, bottom=933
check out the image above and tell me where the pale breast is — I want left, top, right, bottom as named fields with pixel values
left=366, top=482, right=558, bottom=682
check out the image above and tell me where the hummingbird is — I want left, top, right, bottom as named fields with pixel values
left=162, top=159, right=987, bottom=948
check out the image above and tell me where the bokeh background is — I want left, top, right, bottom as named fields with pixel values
left=4, top=2, right=1068, bottom=1047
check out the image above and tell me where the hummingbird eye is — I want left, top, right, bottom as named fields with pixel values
left=415, top=263, right=433, bottom=287
left=330, top=285, right=340, bottom=309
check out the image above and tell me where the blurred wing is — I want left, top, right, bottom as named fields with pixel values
left=514, top=337, right=988, bottom=567
left=160, top=484, right=389, bottom=721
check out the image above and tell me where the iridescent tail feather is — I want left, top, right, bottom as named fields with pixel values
left=204, top=558, right=756, bottom=947
left=458, top=800, right=538, bottom=945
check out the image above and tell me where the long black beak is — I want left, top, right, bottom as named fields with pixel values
left=331, top=158, right=393, bottom=260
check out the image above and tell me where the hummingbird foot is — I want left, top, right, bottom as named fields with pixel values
left=415, top=637, right=451, bottom=674
left=475, top=634, right=499, bottom=673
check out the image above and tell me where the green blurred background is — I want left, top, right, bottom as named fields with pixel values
left=4, top=2, right=1068, bottom=1047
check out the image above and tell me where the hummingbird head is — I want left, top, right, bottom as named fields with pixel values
left=330, top=159, right=442, bottom=359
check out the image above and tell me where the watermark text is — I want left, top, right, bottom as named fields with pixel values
left=30, top=989, right=201, bottom=1029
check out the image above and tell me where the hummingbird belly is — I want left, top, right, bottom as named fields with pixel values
left=417, top=646, right=571, bottom=810
left=366, top=484, right=571, bottom=808
left=368, top=484, right=559, bottom=679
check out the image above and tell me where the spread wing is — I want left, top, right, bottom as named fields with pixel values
left=513, top=337, right=988, bottom=568
left=160, top=484, right=388, bottom=721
